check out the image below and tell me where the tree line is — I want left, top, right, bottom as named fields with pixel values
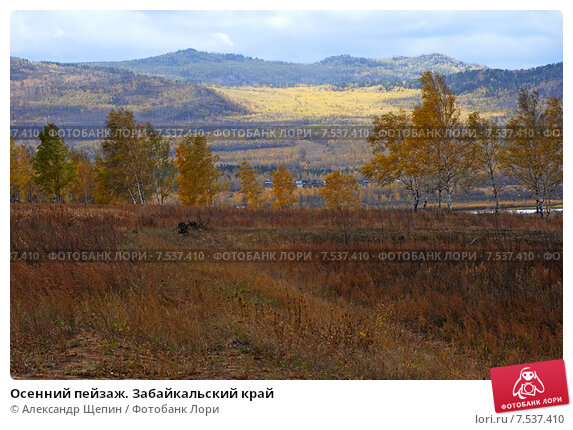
left=10, top=71, right=562, bottom=215
left=362, top=71, right=562, bottom=216
left=11, top=108, right=352, bottom=209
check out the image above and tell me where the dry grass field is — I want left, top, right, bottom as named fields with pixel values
left=10, top=205, right=562, bottom=379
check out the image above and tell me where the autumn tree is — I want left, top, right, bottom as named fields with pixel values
left=363, top=72, right=477, bottom=211
left=319, top=171, right=360, bottom=209
left=10, top=138, right=36, bottom=202
left=500, top=89, right=562, bottom=216
left=99, top=109, right=154, bottom=204
left=93, top=152, right=113, bottom=204
left=32, top=124, right=77, bottom=203
left=271, top=164, right=296, bottom=208
left=467, top=112, right=504, bottom=213
left=10, top=137, right=19, bottom=201
left=175, top=134, right=222, bottom=205
left=69, top=149, right=96, bottom=203
left=146, top=124, right=176, bottom=205
left=362, top=109, right=432, bottom=211
left=542, top=96, right=563, bottom=214
left=238, top=161, right=264, bottom=207
left=411, top=71, right=476, bottom=210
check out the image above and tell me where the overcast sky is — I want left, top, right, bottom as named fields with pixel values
left=10, top=10, right=563, bottom=69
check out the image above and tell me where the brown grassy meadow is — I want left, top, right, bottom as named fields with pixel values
left=10, top=205, right=562, bottom=379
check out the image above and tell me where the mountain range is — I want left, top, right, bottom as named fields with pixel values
left=80, top=49, right=485, bottom=86
left=10, top=48, right=563, bottom=128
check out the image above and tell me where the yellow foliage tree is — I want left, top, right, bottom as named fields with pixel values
left=94, top=153, right=114, bottom=204
left=411, top=71, right=476, bottom=210
left=100, top=109, right=153, bottom=204
left=238, top=161, right=264, bottom=207
left=271, top=164, right=296, bottom=208
left=70, top=150, right=96, bottom=203
left=363, top=71, right=476, bottom=211
left=467, top=112, right=503, bottom=213
left=362, top=109, right=431, bottom=211
left=10, top=138, right=36, bottom=202
left=175, top=134, right=222, bottom=205
left=500, top=90, right=562, bottom=216
left=319, top=171, right=360, bottom=208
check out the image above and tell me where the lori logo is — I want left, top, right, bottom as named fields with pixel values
left=491, top=359, right=569, bottom=413
left=513, top=367, right=545, bottom=399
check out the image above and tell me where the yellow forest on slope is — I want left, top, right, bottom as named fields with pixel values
left=215, top=84, right=506, bottom=123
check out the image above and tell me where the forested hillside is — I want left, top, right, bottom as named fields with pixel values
left=10, top=58, right=247, bottom=125
left=445, top=63, right=563, bottom=96
left=80, top=49, right=485, bottom=86
left=342, top=62, right=564, bottom=114
left=10, top=55, right=563, bottom=128
left=445, top=63, right=563, bottom=113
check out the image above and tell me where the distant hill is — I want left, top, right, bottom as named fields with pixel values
left=79, top=49, right=485, bottom=86
left=10, top=57, right=247, bottom=126
left=445, top=63, right=563, bottom=97
left=444, top=63, right=563, bottom=114
left=353, top=62, right=563, bottom=115
left=10, top=54, right=563, bottom=132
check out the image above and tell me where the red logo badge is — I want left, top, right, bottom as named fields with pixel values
left=491, top=359, right=569, bottom=413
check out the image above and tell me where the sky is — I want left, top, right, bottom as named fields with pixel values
left=10, top=10, right=563, bottom=69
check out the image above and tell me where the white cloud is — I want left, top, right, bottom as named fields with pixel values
left=53, top=27, right=65, bottom=38
left=268, top=15, right=291, bottom=29
left=211, top=33, right=234, bottom=48
left=9, top=10, right=562, bottom=69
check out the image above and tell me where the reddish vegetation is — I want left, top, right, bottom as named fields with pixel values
left=11, top=204, right=562, bottom=379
